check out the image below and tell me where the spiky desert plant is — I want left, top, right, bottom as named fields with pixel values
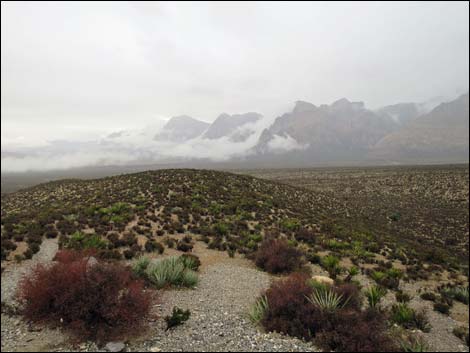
left=307, top=286, right=349, bottom=312
left=453, top=286, right=469, bottom=305
left=365, top=285, right=387, bottom=309
left=248, top=295, right=269, bottom=324
left=390, top=303, right=430, bottom=332
left=146, top=256, right=198, bottom=289
left=132, top=256, right=150, bottom=279
left=181, top=269, right=198, bottom=288
left=345, top=266, right=360, bottom=282
left=441, top=286, right=469, bottom=305
left=321, top=255, right=342, bottom=279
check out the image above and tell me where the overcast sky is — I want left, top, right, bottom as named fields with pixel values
left=1, top=1, right=469, bottom=148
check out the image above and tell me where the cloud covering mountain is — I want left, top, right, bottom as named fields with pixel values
left=2, top=93, right=468, bottom=173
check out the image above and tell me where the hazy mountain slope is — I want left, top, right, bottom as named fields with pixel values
left=253, top=99, right=399, bottom=161
left=155, top=115, right=210, bottom=142
left=370, top=93, right=469, bottom=162
left=376, top=102, right=421, bottom=126
left=202, top=112, right=262, bottom=142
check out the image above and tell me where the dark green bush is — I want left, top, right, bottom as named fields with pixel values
left=164, top=307, right=191, bottom=330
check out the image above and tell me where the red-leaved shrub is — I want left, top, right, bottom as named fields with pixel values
left=17, top=251, right=152, bottom=343
left=334, top=283, right=363, bottom=311
left=261, top=274, right=396, bottom=352
left=255, top=238, right=305, bottom=274
left=53, top=249, right=97, bottom=264
left=262, top=273, right=322, bottom=339
left=315, top=309, right=398, bottom=352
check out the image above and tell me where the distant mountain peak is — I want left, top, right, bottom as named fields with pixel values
left=330, top=98, right=365, bottom=111
left=293, top=100, right=316, bottom=113
left=202, top=112, right=262, bottom=140
left=154, top=115, right=210, bottom=142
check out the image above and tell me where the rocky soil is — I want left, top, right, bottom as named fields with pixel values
left=1, top=240, right=318, bottom=352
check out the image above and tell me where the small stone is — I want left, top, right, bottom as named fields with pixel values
left=86, top=256, right=98, bottom=269
left=311, top=275, right=334, bottom=286
left=149, top=347, right=161, bottom=352
left=104, top=341, right=126, bottom=352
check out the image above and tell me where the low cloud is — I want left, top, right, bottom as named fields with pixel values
left=1, top=115, right=274, bottom=172
left=266, top=134, right=309, bottom=153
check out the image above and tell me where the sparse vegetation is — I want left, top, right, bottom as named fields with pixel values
left=165, top=307, right=191, bottom=330
left=390, top=303, right=430, bottom=332
left=1, top=167, right=468, bottom=352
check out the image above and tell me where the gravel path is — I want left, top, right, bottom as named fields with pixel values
left=132, top=261, right=318, bottom=352
left=1, top=238, right=59, bottom=305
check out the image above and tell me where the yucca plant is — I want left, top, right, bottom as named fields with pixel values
left=146, top=256, right=198, bottom=289
left=321, top=255, right=342, bottom=279
left=365, top=285, right=387, bottom=308
left=132, top=256, right=150, bottom=279
left=345, top=266, right=360, bottom=282
left=441, top=286, right=469, bottom=305
left=307, top=286, right=349, bottom=312
left=248, top=295, right=269, bottom=324
left=181, top=269, right=199, bottom=287
left=391, top=303, right=414, bottom=325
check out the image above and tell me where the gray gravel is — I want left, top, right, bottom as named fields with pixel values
left=132, top=262, right=319, bottom=352
left=1, top=238, right=59, bottom=306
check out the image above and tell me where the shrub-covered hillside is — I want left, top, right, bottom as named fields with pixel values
left=1, top=169, right=320, bottom=260
left=1, top=169, right=467, bottom=278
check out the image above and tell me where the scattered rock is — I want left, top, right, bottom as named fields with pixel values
left=311, top=275, right=334, bottom=286
left=105, top=341, right=126, bottom=352
left=86, top=256, right=98, bottom=269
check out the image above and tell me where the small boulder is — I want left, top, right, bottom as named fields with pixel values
left=104, top=341, right=126, bottom=352
left=311, top=275, right=334, bottom=286
left=86, top=256, right=98, bottom=270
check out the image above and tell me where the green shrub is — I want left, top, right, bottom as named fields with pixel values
left=441, top=286, right=469, bottom=305
left=132, top=256, right=150, bottom=278
left=280, top=218, right=301, bottom=232
left=179, top=254, right=201, bottom=271
left=391, top=303, right=430, bottom=332
left=249, top=295, right=269, bottom=324
left=165, top=307, right=190, bottom=330
left=420, top=292, right=436, bottom=302
left=213, top=222, right=229, bottom=237
left=365, top=286, right=387, bottom=309
left=396, top=291, right=412, bottom=303
left=145, top=256, right=198, bottom=289
left=390, top=303, right=414, bottom=326
left=321, top=255, right=342, bottom=279
left=433, top=302, right=450, bottom=315
left=181, top=270, right=198, bottom=288
left=65, top=232, right=107, bottom=250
